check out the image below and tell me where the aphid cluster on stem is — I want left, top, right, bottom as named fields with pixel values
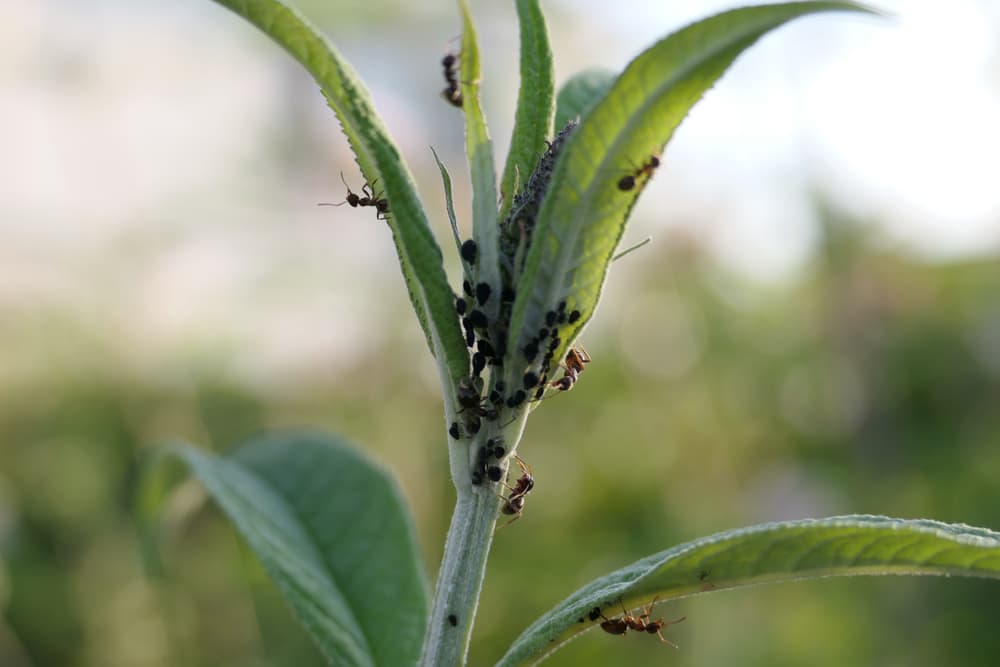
left=470, top=436, right=506, bottom=486
left=512, top=299, right=593, bottom=404
left=444, top=121, right=607, bottom=498
left=498, top=119, right=577, bottom=276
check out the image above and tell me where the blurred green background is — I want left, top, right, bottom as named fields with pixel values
left=2, top=1, right=1000, bottom=665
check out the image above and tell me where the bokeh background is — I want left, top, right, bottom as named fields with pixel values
left=3, top=0, right=1000, bottom=665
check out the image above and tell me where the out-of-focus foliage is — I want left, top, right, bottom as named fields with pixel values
left=2, top=198, right=999, bottom=666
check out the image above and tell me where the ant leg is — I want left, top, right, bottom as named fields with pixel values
left=360, top=179, right=374, bottom=199
left=492, top=507, right=523, bottom=534
left=512, top=454, right=531, bottom=477
left=654, top=616, right=686, bottom=648
left=640, top=595, right=661, bottom=621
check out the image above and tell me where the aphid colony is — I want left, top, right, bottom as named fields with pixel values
left=449, top=236, right=587, bottom=432
left=498, top=120, right=578, bottom=273
left=448, top=125, right=664, bottom=501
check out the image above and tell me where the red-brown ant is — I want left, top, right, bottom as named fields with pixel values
left=599, top=597, right=685, bottom=647
left=497, top=455, right=534, bottom=527
left=550, top=345, right=591, bottom=391
left=441, top=52, right=463, bottom=107
left=319, top=172, right=389, bottom=220
left=616, top=155, right=661, bottom=191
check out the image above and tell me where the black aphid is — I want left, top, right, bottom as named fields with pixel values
left=468, top=310, right=489, bottom=328
left=460, top=239, right=478, bottom=264
left=523, top=372, right=540, bottom=389
left=475, top=282, right=492, bottom=305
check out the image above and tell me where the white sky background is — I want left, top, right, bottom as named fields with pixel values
left=1, top=0, right=998, bottom=381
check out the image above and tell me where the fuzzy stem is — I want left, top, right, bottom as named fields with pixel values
left=421, top=412, right=530, bottom=666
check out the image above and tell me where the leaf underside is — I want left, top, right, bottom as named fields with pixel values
left=498, top=515, right=1000, bottom=666
left=150, top=433, right=428, bottom=667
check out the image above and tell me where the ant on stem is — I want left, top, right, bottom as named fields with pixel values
left=550, top=345, right=591, bottom=391
left=497, top=455, right=534, bottom=528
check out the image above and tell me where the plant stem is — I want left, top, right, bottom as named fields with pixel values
left=421, top=413, right=530, bottom=666
left=421, top=483, right=500, bottom=666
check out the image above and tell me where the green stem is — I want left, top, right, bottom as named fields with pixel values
left=421, top=482, right=500, bottom=666
left=421, top=412, right=531, bottom=666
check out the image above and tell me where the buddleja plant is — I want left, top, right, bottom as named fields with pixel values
left=139, top=1, right=1000, bottom=665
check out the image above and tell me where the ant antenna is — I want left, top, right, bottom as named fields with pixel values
left=317, top=171, right=357, bottom=207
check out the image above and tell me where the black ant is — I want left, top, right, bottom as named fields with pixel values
left=550, top=345, right=591, bottom=391
left=616, top=155, right=661, bottom=192
left=599, top=597, right=685, bottom=647
left=498, top=455, right=534, bottom=527
left=319, top=172, right=390, bottom=219
left=441, top=52, right=463, bottom=107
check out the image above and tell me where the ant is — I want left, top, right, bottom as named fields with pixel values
left=550, top=345, right=591, bottom=391
left=319, top=172, right=389, bottom=220
left=598, top=597, right=686, bottom=648
left=498, top=455, right=534, bottom=527
left=616, top=155, right=661, bottom=192
left=441, top=52, right=463, bottom=108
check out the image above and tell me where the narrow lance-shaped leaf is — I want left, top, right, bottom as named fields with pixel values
left=498, top=516, right=1000, bottom=666
left=211, top=0, right=468, bottom=396
left=431, top=147, right=464, bottom=259
left=499, top=0, right=555, bottom=220
left=457, top=0, right=501, bottom=324
left=507, top=2, right=877, bottom=376
left=141, top=432, right=428, bottom=667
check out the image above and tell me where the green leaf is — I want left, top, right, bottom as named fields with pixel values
left=498, top=516, right=1000, bottom=666
left=507, top=1, right=878, bottom=374
left=457, top=0, right=501, bottom=323
left=499, top=0, right=555, bottom=220
left=431, top=147, right=463, bottom=259
left=553, top=69, right=615, bottom=132
left=148, top=432, right=427, bottom=667
left=210, top=0, right=468, bottom=395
